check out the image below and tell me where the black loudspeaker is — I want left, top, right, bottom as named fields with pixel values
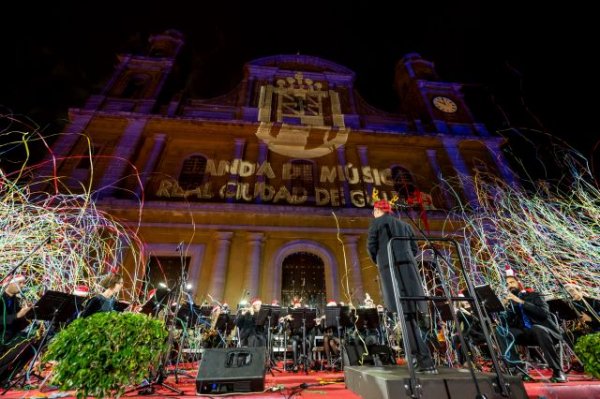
left=196, top=347, right=266, bottom=394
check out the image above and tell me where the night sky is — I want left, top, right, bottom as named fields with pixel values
left=1, top=1, right=598, bottom=175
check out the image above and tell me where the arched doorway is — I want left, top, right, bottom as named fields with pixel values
left=281, top=252, right=325, bottom=309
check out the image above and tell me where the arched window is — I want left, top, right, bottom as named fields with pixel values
left=281, top=252, right=325, bottom=309
left=391, top=165, right=416, bottom=198
left=178, top=155, right=207, bottom=190
left=290, top=159, right=315, bottom=200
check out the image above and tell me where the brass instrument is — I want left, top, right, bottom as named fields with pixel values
left=210, top=305, right=221, bottom=329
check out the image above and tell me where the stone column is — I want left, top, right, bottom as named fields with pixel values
left=426, top=149, right=454, bottom=209
left=97, top=118, right=147, bottom=198
left=208, top=231, right=234, bottom=301
left=343, top=235, right=364, bottom=300
left=244, top=232, right=265, bottom=299
left=441, top=138, right=478, bottom=206
left=136, top=133, right=166, bottom=197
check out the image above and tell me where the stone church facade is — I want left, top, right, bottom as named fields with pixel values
left=38, top=30, right=516, bottom=308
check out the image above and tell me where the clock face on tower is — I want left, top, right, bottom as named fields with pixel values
left=432, top=96, right=458, bottom=113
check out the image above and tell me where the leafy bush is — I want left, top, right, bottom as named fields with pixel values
left=44, top=312, right=168, bottom=398
left=575, top=332, right=600, bottom=379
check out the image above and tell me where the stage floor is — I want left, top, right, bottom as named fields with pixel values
left=1, top=363, right=598, bottom=398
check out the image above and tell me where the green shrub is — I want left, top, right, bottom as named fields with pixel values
left=575, top=332, right=600, bottom=379
left=43, top=312, right=168, bottom=398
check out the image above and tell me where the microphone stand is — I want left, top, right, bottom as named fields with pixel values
left=169, top=242, right=194, bottom=382
left=128, top=243, right=187, bottom=396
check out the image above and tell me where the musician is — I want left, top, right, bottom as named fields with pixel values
left=0, top=275, right=32, bottom=345
left=221, top=302, right=230, bottom=314
left=73, top=285, right=90, bottom=298
left=499, top=269, right=566, bottom=382
left=363, top=293, right=375, bottom=309
left=63, top=285, right=91, bottom=324
left=367, top=198, right=436, bottom=374
left=291, top=296, right=302, bottom=308
left=0, top=275, right=35, bottom=386
left=564, top=283, right=600, bottom=333
left=358, top=293, right=381, bottom=346
left=80, top=273, right=123, bottom=318
left=235, top=298, right=266, bottom=347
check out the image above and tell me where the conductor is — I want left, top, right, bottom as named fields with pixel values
left=367, top=198, right=436, bottom=374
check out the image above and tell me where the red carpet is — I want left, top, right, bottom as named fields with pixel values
left=522, top=369, right=600, bottom=399
left=2, top=365, right=599, bottom=398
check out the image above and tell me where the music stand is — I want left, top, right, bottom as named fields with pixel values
left=114, top=301, right=130, bottom=312
left=162, top=302, right=201, bottom=381
left=26, top=291, right=86, bottom=323
left=13, top=291, right=84, bottom=388
left=547, top=299, right=580, bottom=321
left=289, top=308, right=316, bottom=374
left=255, top=305, right=282, bottom=374
left=214, top=313, right=235, bottom=347
left=324, top=306, right=350, bottom=370
left=355, top=308, right=379, bottom=330
left=255, top=306, right=268, bottom=327
left=474, top=285, right=505, bottom=313
left=176, top=302, right=202, bottom=328
left=325, top=306, right=352, bottom=329
left=139, top=287, right=170, bottom=317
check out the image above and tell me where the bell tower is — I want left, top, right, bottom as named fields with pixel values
left=394, top=53, right=487, bottom=136
left=84, top=29, right=184, bottom=114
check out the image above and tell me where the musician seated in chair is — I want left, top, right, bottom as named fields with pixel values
left=235, top=298, right=266, bottom=347
left=564, top=282, right=600, bottom=335
left=0, top=275, right=32, bottom=346
left=0, top=275, right=34, bottom=386
left=498, top=269, right=567, bottom=383
left=80, top=273, right=123, bottom=318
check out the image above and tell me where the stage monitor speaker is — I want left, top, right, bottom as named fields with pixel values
left=196, top=347, right=266, bottom=394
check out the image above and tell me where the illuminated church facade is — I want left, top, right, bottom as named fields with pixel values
left=38, top=30, right=516, bottom=308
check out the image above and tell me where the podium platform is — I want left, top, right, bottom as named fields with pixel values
left=344, top=365, right=528, bottom=399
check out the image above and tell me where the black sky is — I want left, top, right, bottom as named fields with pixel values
left=1, top=1, right=599, bottom=169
